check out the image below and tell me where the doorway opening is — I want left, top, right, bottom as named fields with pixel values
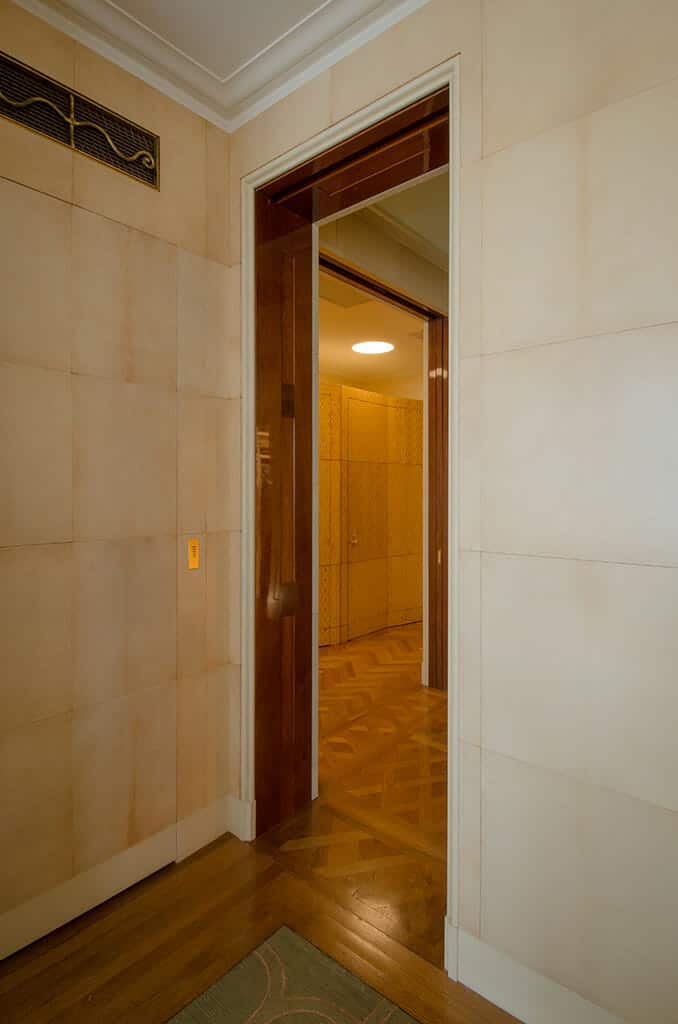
left=247, top=76, right=454, bottom=965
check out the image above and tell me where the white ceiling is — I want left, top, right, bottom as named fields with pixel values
left=16, top=0, right=432, bottom=130
left=113, top=0, right=328, bottom=82
left=319, top=272, right=424, bottom=391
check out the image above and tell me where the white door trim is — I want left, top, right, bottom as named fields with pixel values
left=239, top=56, right=461, bottom=976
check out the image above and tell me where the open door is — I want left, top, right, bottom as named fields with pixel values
left=255, top=87, right=449, bottom=835
left=255, top=195, right=313, bottom=835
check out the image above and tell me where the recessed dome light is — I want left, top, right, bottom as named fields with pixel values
left=352, top=340, right=394, bottom=355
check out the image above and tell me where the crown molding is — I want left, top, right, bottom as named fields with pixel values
left=12, top=0, right=433, bottom=132
left=357, top=205, right=449, bottom=271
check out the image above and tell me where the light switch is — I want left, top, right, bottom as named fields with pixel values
left=188, top=537, right=200, bottom=570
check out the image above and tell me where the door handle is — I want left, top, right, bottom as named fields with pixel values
left=350, top=535, right=358, bottom=546
left=267, top=580, right=299, bottom=619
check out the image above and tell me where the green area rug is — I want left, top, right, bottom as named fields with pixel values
left=169, top=925, right=419, bottom=1023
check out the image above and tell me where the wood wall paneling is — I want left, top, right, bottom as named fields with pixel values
left=319, top=384, right=424, bottom=646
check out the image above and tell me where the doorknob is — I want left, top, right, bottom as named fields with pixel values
left=267, top=580, right=298, bottom=619
left=350, top=535, right=358, bottom=546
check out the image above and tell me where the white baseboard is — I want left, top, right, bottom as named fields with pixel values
left=454, top=927, right=626, bottom=1024
left=444, top=917, right=459, bottom=980
left=1, top=794, right=256, bottom=961
left=230, top=795, right=256, bottom=842
left=0, top=826, right=176, bottom=960
left=176, top=795, right=255, bottom=861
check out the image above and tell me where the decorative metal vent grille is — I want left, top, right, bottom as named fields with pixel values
left=0, top=50, right=159, bottom=188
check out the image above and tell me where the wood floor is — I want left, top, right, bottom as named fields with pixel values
left=259, top=622, right=448, bottom=964
left=0, top=625, right=519, bottom=1024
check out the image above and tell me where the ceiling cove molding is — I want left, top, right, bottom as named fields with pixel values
left=358, top=206, right=449, bottom=271
left=12, top=0, right=433, bottom=132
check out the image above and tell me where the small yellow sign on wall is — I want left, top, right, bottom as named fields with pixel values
left=188, top=537, right=200, bottom=570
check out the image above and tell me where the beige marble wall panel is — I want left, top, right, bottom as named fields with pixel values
left=0, top=714, right=73, bottom=913
left=74, top=536, right=176, bottom=710
left=73, top=375, right=176, bottom=541
left=483, top=0, right=678, bottom=156
left=72, top=209, right=177, bottom=386
left=1, top=544, right=74, bottom=733
left=71, top=44, right=207, bottom=257
left=178, top=251, right=240, bottom=399
left=0, top=362, right=72, bottom=547
left=0, top=180, right=72, bottom=372
left=482, top=750, right=678, bottom=1024
left=72, top=681, right=176, bottom=873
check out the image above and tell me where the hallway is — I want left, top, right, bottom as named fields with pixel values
left=256, top=623, right=448, bottom=965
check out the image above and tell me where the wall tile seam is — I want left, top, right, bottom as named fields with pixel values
left=71, top=371, right=180, bottom=391
left=0, top=170, right=74, bottom=212
left=0, top=677, right=181, bottom=741
left=174, top=248, right=180, bottom=867
left=4, top=368, right=240, bottom=402
left=177, top=779, right=243, bottom=815
left=476, top=548, right=678, bottom=573
left=0, top=814, right=179, bottom=916
left=476, top=318, right=678, bottom=362
left=479, top=0, right=487, bottom=165
left=72, top=827, right=174, bottom=878
left=478, top=743, right=678, bottom=821
left=481, top=63, right=678, bottom=163
left=230, top=115, right=333, bottom=182
left=179, top=658, right=242, bottom=674
left=326, top=50, right=464, bottom=132
left=0, top=532, right=211, bottom=550
left=0, top=172, right=235, bottom=268
left=473, top=84, right=486, bottom=355
left=177, top=388, right=242, bottom=401
left=177, top=529, right=242, bottom=540
left=0, top=362, right=239, bottom=396
left=64, top=530, right=180, bottom=544
left=0, top=361, right=71, bottom=379
left=478, top=743, right=484, bottom=934
left=477, top=548, right=484, bottom=932
left=0, top=538, right=76, bottom=552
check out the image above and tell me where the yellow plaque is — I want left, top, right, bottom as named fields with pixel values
left=187, top=537, right=200, bottom=570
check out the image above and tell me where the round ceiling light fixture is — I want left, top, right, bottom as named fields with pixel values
left=351, top=340, right=394, bottom=355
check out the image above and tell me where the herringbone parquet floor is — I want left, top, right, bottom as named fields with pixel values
left=257, top=623, right=448, bottom=966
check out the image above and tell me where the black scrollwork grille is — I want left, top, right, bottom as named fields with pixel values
left=0, top=50, right=160, bottom=188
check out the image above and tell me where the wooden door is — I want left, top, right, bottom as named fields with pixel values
left=343, top=387, right=425, bottom=643
left=427, top=317, right=449, bottom=690
left=344, top=389, right=389, bottom=639
left=255, top=192, right=313, bottom=834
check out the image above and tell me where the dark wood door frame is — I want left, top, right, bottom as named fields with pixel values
left=319, top=254, right=449, bottom=692
left=255, top=87, right=450, bottom=836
